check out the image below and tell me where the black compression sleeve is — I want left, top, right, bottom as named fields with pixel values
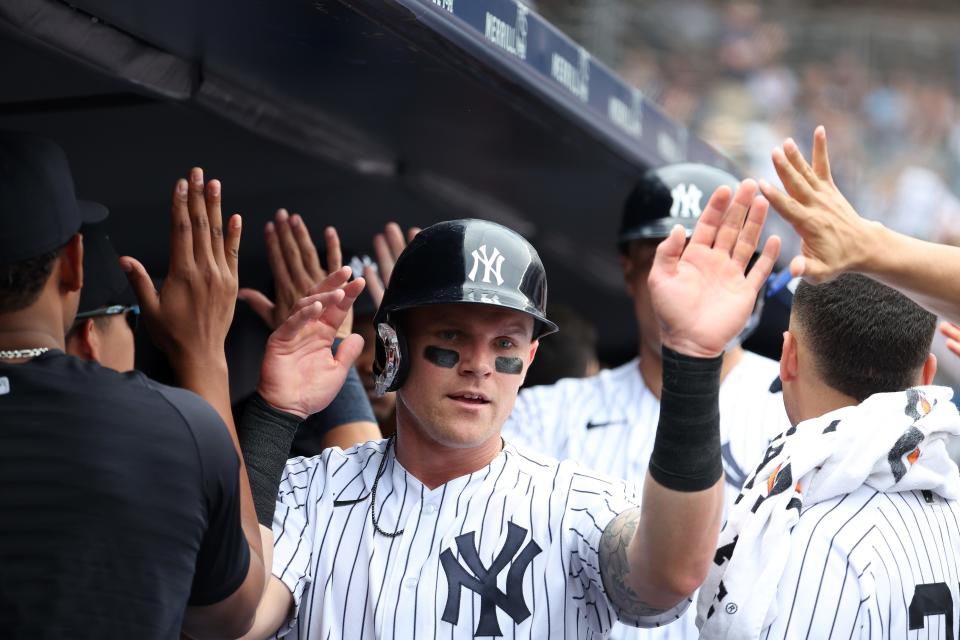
left=648, top=346, right=723, bottom=492
left=237, top=393, right=302, bottom=526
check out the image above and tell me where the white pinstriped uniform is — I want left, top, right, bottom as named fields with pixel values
left=269, top=440, right=688, bottom=639
left=503, top=352, right=790, bottom=639
left=756, top=484, right=960, bottom=638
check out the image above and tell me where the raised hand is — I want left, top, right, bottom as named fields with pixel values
left=363, top=222, right=420, bottom=307
left=120, top=168, right=241, bottom=370
left=256, top=267, right=367, bottom=418
left=758, top=126, right=880, bottom=283
left=648, top=180, right=780, bottom=358
left=941, top=322, right=960, bottom=358
left=239, top=210, right=352, bottom=335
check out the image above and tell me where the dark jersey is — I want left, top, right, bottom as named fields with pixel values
left=0, top=351, right=249, bottom=638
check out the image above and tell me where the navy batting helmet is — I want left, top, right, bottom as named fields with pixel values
left=373, top=219, right=557, bottom=394
left=618, top=163, right=766, bottom=349
left=619, top=163, right=740, bottom=244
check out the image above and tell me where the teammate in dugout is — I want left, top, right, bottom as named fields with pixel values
left=503, top=165, right=790, bottom=639
left=695, top=127, right=960, bottom=638
left=232, top=184, right=781, bottom=638
left=0, top=131, right=368, bottom=638
left=64, top=202, right=139, bottom=373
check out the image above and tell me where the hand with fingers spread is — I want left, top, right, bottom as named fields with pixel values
left=648, top=180, right=781, bottom=358
left=239, top=210, right=353, bottom=335
left=758, top=126, right=880, bottom=283
left=363, top=222, right=421, bottom=307
left=941, top=322, right=960, bottom=358
left=256, top=268, right=368, bottom=418
left=120, top=168, right=241, bottom=371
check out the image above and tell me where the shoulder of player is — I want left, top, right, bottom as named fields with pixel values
left=506, top=442, right=637, bottom=497
left=787, top=485, right=890, bottom=558
left=723, top=350, right=781, bottom=389
left=20, top=352, right=224, bottom=439
left=514, top=359, right=642, bottom=423
left=522, top=358, right=639, bottom=399
left=279, top=439, right=390, bottom=500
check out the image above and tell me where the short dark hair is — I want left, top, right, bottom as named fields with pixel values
left=0, top=248, right=60, bottom=313
left=792, top=274, right=936, bottom=402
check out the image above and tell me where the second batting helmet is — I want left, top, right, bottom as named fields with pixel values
left=618, top=163, right=740, bottom=244
left=618, top=163, right=766, bottom=349
left=373, top=218, right=558, bottom=394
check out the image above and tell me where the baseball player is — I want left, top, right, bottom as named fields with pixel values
left=232, top=185, right=781, bottom=639
left=693, top=126, right=960, bottom=639
left=503, top=165, right=790, bottom=638
left=697, top=276, right=960, bottom=638
left=65, top=201, right=139, bottom=372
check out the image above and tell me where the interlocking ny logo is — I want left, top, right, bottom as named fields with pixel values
left=440, top=521, right=541, bottom=636
left=670, top=183, right=704, bottom=219
left=467, top=244, right=505, bottom=285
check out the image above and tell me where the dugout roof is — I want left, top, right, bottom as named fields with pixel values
left=0, top=0, right=737, bottom=384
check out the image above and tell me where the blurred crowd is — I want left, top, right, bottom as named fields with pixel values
left=544, top=0, right=960, bottom=254
left=542, top=0, right=960, bottom=385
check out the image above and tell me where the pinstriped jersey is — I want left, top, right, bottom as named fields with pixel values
left=503, top=352, right=790, bottom=640
left=754, top=484, right=960, bottom=639
left=269, top=440, right=688, bottom=639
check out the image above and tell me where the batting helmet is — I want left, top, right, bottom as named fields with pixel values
left=373, top=218, right=558, bottom=395
left=618, top=163, right=766, bottom=348
left=618, top=163, right=740, bottom=243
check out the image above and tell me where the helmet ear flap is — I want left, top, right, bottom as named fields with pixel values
left=373, top=320, right=410, bottom=394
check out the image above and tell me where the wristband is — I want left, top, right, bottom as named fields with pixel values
left=649, top=346, right=723, bottom=492
left=237, top=393, right=302, bottom=526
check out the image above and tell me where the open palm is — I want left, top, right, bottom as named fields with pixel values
left=256, top=273, right=366, bottom=418
left=648, top=180, right=781, bottom=358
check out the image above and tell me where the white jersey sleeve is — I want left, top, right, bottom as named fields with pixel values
left=562, top=468, right=691, bottom=631
left=269, top=450, right=335, bottom=636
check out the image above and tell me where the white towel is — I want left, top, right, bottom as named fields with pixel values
left=696, top=386, right=960, bottom=639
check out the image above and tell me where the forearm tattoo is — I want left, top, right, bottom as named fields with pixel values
left=599, top=508, right=668, bottom=622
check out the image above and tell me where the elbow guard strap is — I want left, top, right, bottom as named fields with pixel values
left=649, top=346, right=723, bottom=492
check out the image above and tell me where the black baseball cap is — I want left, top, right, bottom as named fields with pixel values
left=0, top=130, right=100, bottom=265
left=76, top=202, right=137, bottom=314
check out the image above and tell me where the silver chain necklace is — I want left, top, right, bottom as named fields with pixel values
left=0, top=348, right=50, bottom=359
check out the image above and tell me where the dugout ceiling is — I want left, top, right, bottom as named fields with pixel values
left=0, top=0, right=736, bottom=386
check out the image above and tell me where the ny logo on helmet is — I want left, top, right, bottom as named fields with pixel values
left=670, top=183, right=704, bottom=219
left=468, top=245, right=506, bottom=285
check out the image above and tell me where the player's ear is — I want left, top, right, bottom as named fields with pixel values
left=780, top=330, right=798, bottom=383
left=920, top=353, right=937, bottom=386
left=68, top=318, right=99, bottom=362
left=59, top=233, right=84, bottom=293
